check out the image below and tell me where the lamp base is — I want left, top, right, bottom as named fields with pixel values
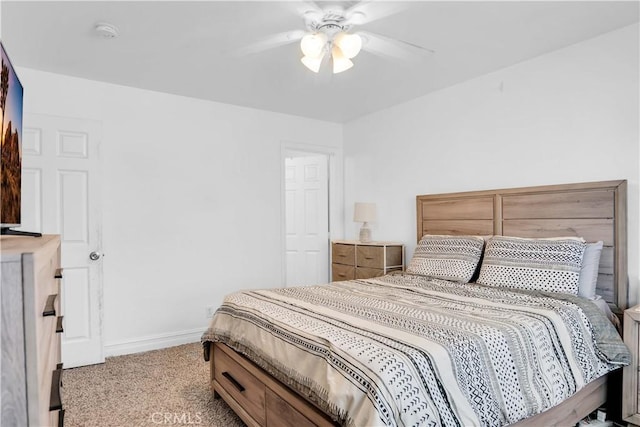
left=359, top=222, right=372, bottom=243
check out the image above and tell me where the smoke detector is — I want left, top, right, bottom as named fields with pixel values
left=94, top=22, right=119, bottom=39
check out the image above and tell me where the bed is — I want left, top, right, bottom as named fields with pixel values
left=202, top=180, right=630, bottom=427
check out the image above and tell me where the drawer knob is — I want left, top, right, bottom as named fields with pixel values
left=222, top=371, right=245, bottom=393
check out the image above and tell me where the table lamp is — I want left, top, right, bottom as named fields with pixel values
left=353, top=202, right=377, bottom=243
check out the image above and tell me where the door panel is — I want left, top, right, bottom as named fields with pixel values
left=59, top=170, right=88, bottom=241
left=20, top=113, right=103, bottom=368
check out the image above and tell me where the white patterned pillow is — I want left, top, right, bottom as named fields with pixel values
left=407, top=235, right=485, bottom=282
left=477, top=236, right=586, bottom=294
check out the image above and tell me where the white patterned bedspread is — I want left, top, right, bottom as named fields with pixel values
left=201, top=273, right=629, bottom=427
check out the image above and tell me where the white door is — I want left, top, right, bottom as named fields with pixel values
left=19, top=113, right=104, bottom=368
left=284, top=154, right=329, bottom=286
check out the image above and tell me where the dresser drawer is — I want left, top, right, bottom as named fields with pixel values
left=35, top=247, right=60, bottom=306
left=331, top=244, right=355, bottom=266
left=38, top=313, right=58, bottom=368
left=331, top=264, right=355, bottom=282
left=50, top=408, right=64, bottom=427
left=214, top=344, right=266, bottom=425
left=34, top=315, right=60, bottom=425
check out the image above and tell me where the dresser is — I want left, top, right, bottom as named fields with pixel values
left=331, top=240, right=404, bottom=282
left=623, top=304, right=640, bottom=426
left=1, top=235, right=64, bottom=427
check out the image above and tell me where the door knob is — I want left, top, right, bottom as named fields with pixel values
left=89, top=251, right=102, bottom=261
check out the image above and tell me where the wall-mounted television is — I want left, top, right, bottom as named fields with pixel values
left=1, top=41, right=40, bottom=237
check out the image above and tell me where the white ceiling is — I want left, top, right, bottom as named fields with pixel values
left=2, top=1, right=638, bottom=123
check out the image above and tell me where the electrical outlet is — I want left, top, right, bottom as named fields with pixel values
left=205, top=306, right=216, bottom=318
left=597, top=410, right=606, bottom=422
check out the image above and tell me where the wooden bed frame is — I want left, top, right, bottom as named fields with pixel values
left=208, top=179, right=628, bottom=427
left=416, top=179, right=628, bottom=426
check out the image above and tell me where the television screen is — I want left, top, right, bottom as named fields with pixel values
left=0, top=41, right=23, bottom=228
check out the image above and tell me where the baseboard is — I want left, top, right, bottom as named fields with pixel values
left=104, top=328, right=206, bottom=357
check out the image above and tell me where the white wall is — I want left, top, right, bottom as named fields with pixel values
left=344, top=24, right=640, bottom=304
left=15, top=22, right=639, bottom=356
left=17, top=68, right=343, bottom=354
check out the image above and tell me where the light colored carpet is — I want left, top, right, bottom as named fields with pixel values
left=62, top=342, right=245, bottom=427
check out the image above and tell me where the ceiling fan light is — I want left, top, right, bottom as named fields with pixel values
left=334, top=32, right=362, bottom=59
left=300, top=33, right=327, bottom=58
left=301, top=53, right=324, bottom=73
left=332, top=46, right=353, bottom=74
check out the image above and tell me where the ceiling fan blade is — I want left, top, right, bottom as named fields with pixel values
left=295, top=1, right=324, bottom=18
left=235, top=30, right=307, bottom=56
left=343, top=1, right=408, bottom=26
left=358, top=31, right=435, bottom=61
left=276, top=0, right=324, bottom=25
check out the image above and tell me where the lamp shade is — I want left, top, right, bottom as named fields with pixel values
left=353, top=202, right=377, bottom=223
left=301, top=52, right=325, bottom=73
left=300, top=33, right=327, bottom=58
left=332, top=45, right=353, bottom=74
left=334, top=32, right=362, bottom=59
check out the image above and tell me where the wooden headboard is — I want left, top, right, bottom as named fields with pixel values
left=416, top=180, right=628, bottom=314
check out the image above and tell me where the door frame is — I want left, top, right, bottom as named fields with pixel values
left=280, top=141, right=343, bottom=286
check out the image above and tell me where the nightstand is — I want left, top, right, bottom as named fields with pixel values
left=331, top=240, right=404, bottom=282
left=623, top=304, right=640, bottom=426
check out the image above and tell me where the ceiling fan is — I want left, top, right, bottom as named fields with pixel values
left=238, top=1, right=435, bottom=74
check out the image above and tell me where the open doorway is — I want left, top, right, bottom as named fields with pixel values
left=283, top=150, right=330, bottom=286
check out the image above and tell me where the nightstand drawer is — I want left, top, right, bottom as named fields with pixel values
left=356, top=246, right=384, bottom=268
left=332, top=264, right=355, bottom=282
left=332, top=244, right=355, bottom=266
left=356, top=267, right=384, bottom=279
left=356, top=245, right=403, bottom=268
